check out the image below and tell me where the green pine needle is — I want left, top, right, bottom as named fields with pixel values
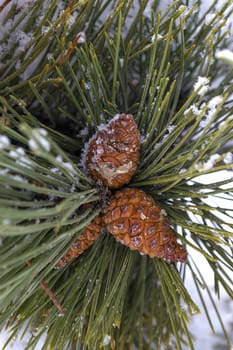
left=0, top=0, right=233, bottom=349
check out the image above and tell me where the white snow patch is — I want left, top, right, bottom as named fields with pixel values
left=177, top=5, right=190, bottom=20
left=103, top=334, right=111, bottom=346
left=216, top=49, right=233, bottom=65
left=119, top=57, right=124, bottom=67
left=9, top=147, right=25, bottom=158
left=200, top=95, right=223, bottom=128
left=28, top=128, right=50, bottom=152
left=161, top=124, right=175, bottom=142
left=56, top=155, right=75, bottom=173
left=184, top=104, right=201, bottom=117
left=223, top=152, right=233, bottom=164
left=10, top=174, right=28, bottom=183
left=167, top=125, right=175, bottom=133
left=0, top=135, right=10, bottom=149
left=194, top=76, right=210, bottom=96
left=76, top=31, right=86, bottom=44
left=208, top=95, right=223, bottom=110
left=194, top=154, right=221, bottom=172
left=9, top=147, right=32, bottom=168
left=16, top=31, right=33, bottom=51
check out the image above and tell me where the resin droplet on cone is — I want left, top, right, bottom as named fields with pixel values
left=103, top=188, right=187, bottom=263
left=85, top=114, right=140, bottom=189
left=56, top=215, right=103, bottom=268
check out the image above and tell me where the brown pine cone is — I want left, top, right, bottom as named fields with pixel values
left=84, top=114, right=140, bottom=189
left=55, top=215, right=103, bottom=268
left=103, top=188, right=187, bottom=263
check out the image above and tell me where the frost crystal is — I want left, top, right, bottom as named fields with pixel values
left=179, top=168, right=186, bottom=174
left=200, top=95, right=223, bottom=128
left=77, top=32, right=86, bottom=43
left=208, top=95, right=223, bottom=110
left=184, top=104, right=201, bottom=117
left=56, top=155, right=75, bottom=173
left=224, top=152, right=233, bottom=165
left=178, top=5, right=189, bottom=19
left=194, top=77, right=210, bottom=96
left=151, top=33, right=156, bottom=42
left=194, top=154, right=220, bottom=172
left=103, top=334, right=111, bottom=346
left=10, top=174, right=28, bottom=183
left=167, top=125, right=175, bottom=133
left=16, top=31, right=33, bottom=51
left=28, top=128, right=50, bottom=152
left=0, top=135, right=10, bottom=149
left=9, top=147, right=32, bottom=168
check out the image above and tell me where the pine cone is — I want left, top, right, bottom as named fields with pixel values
left=55, top=215, right=103, bottom=268
left=84, top=114, right=140, bottom=189
left=103, top=188, right=187, bottom=263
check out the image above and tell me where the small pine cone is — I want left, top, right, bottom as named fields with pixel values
left=55, top=215, right=103, bottom=268
left=84, top=114, right=140, bottom=189
left=103, top=188, right=187, bottom=263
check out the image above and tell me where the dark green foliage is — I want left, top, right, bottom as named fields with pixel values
left=0, top=0, right=233, bottom=349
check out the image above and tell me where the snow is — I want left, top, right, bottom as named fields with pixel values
left=10, top=174, right=28, bottom=183
left=15, top=31, right=33, bottom=51
left=0, top=0, right=233, bottom=349
left=208, top=95, right=224, bottom=110
left=76, top=31, right=86, bottom=44
left=193, top=76, right=210, bottom=96
left=184, top=104, right=201, bottom=117
left=55, top=155, right=75, bottom=173
left=184, top=248, right=233, bottom=350
left=102, top=334, right=111, bottom=346
left=0, top=135, right=10, bottom=149
left=223, top=152, right=233, bottom=164
left=216, top=49, right=233, bottom=65
left=28, top=128, right=51, bottom=153
left=9, top=147, right=32, bottom=168
left=194, top=154, right=221, bottom=172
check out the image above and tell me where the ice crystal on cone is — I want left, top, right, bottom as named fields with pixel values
left=55, top=215, right=103, bottom=268
left=103, top=188, right=187, bottom=263
left=84, top=114, right=140, bottom=189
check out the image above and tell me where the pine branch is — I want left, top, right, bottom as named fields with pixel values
left=0, top=0, right=233, bottom=349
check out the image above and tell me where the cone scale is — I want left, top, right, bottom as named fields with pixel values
left=56, top=215, right=103, bottom=268
left=85, top=114, right=140, bottom=189
left=103, top=188, right=187, bottom=263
